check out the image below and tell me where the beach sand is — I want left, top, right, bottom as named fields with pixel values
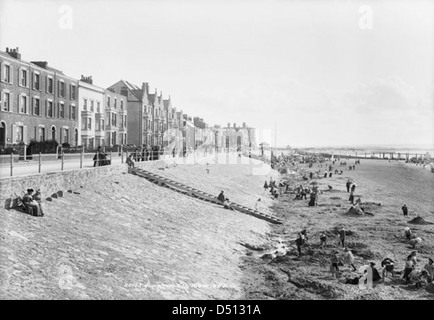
left=241, top=159, right=434, bottom=300
left=1, top=155, right=433, bottom=299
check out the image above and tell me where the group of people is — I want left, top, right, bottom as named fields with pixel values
left=217, top=191, right=234, bottom=211
left=93, top=146, right=111, bottom=167
left=402, top=251, right=433, bottom=288
left=22, top=188, right=44, bottom=217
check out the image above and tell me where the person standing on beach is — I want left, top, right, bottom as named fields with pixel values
left=351, top=183, right=356, bottom=193
left=402, top=204, right=408, bottom=217
left=349, top=191, right=355, bottom=205
left=338, top=227, right=346, bottom=248
left=346, top=180, right=351, bottom=193
left=320, top=232, right=327, bottom=249
left=324, top=170, right=328, bottom=178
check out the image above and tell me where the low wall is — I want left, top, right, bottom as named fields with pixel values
left=0, top=163, right=128, bottom=207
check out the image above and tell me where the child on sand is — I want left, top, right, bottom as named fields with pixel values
left=338, top=227, right=346, bottom=248
left=330, top=254, right=340, bottom=278
left=342, top=248, right=357, bottom=271
left=320, top=232, right=327, bottom=249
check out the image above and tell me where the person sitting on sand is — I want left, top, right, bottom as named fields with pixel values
left=368, top=262, right=382, bottom=282
left=351, top=183, right=356, bottom=193
left=223, top=198, right=235, bottom=211
left=217, top=191, right=225, bottom=204
left=342, top=248, right=357, bottom=271
left=409, top=237, right=422, bottom=249
left=381, top=258, right=395, bottom=281
left=404, top=227, right=413, bottom=240
left=263, top=181, right=269, bottom=190
left=22, top=189, right=44, bottom=217
left=319, top=232, right=327, bottom=249
left=408, top=269, right=429, bottom=289
left=424, top=258, right=434, bottom=283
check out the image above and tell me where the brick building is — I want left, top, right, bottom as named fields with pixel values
left=0, top=47, right=79, bottom=147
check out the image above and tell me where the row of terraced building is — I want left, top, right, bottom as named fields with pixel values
left=0, top=47, right=257, bottom=152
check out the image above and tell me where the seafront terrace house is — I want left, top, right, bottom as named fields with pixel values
left=104, top=88, right=127, bottom=147
left=78, top=76, right=127, bottom=149
left=0, top=47, right=79, bottom=148
left=108, top=80, right=152, bottom=146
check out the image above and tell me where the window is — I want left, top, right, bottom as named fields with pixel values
left=114, top=98, right=117, bottom=109
left=3, top=92, right=10, bottom=111
left=112, top=113, right=116, bottom=126
left=101, top=119, right=105, bottom=130
left=106, top=112, right=110, bottom=125
left=124, top=115, right=127, bottom=128
left=83, top=98, right=87, bottom=111
left=121, top=100, right=124, bottom=110
left=47, top=76, right=53, bottom=93
left=96, top=119, right=101, bottom=131
left=63, top=129, right=69, bottom=144
left=107, top=96, right=110, bottom=107
left=20, top=69, right=28, bottom=87
left=112, top=132, right=116, bottom=146
left=81, top=117, right=87, bottom=130
left=71, top=105, right=76, bottom=120
left=70, top=85, right=76, bottom=100
left=19, top=95, right=28, bottom=113
left=39, top=127, right=45, bottom=141
left=97, top=101, right=101, bottom=113
left=58, top=80, right=65, bottom=97
left=47, top=100, right=53, bottom=117
left=59, top=102, right=65, bottom=118
left=33, top=73, right=40, bottom=90
left=15, top=126, right=24, bottom=143
left=34, top=97, right=40, bottom=115
left=90, top=100, right=94, bottom=112
left=87, top=118, right=92, bottom=130
left=3, top=64, right=11, bottom=83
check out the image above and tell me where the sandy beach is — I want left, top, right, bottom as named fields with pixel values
left=241, top=159, right=434, bottom=300
left=1, top=155, right=433, bottom=300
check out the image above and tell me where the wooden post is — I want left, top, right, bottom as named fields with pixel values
left=10, top=153, right=13, bottom=177
left=80, top=147, right=83, bottom=169
left=121, top=145, right=124, bottom=164
left=38, top=152, right=42, bottom=173
left=61, top=150, right=64, bottom=170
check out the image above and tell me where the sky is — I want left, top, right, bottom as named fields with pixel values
left=0, top=0, right=433, bottom=148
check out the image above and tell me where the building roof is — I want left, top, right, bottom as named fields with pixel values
left=131, top=89, right=143, bottom=101
left=148, top=93, right=156, bottom=104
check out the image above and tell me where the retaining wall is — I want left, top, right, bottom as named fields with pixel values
left=1, top=163, right=128, bottom=207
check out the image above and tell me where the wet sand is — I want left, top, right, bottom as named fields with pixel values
left=241, top=159, right=434, bottom=300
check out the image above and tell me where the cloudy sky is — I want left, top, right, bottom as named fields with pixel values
left=1, top=0, right=432, bottom=148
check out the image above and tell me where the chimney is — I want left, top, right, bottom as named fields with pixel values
left=7, top=47, right=21, bottom=60
left=80, top=75, right=93, bottom=84
left=227, top=123, right=230, bottom=128
left=31, top=61, right=48, bottom=69
left=233, top=123, right=236, bottom=128
left=243, top=122, right=246, bottom=128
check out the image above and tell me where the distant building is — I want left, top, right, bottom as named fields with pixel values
left=221, top=122, right=257, bottom=151
left=0, top=47, right=79, bottom=147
